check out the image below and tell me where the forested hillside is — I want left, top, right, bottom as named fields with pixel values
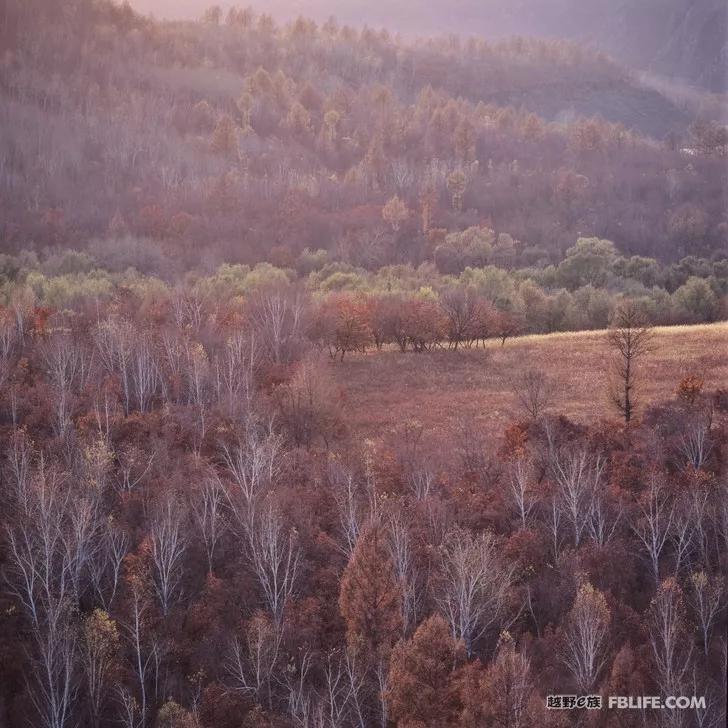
left=132, top=0, right=728, bottom=92
left=2, top=0, right=726, bottom=276
left=0, top=240, right=726, bottom=728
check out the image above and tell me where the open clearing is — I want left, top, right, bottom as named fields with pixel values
left=333, top=322, right=728, bottom=439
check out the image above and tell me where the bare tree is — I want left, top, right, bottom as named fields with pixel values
left=385, top=509, right=419, bottom=635
left=649, top=578, right=693, bottom=704
left=213, top=331, right=259, bottom=417
left=5, top=463, right=73, bottom=629
left=129, top=333, right=160, bottom=413
left=5, top=427, right=32, bottom=511
left=671, top=494, right=696, bottom=576
left=586, top=484, right=622, bottom=547
left=275, top=355, right=342, bottom=449
left=191, top=473, right=226, bottom=574
left=679, top=413, right=713, bottom=471
left=246, top=285, right=307, bottom=366
left=221, top=420, right=282, bottom=531
left=29, top=602, right=78, bottom=728
left=247, top=504, right=301, bottom=626
left=551, top=448, right=604, bottom=548
left=506, top=456, right=538, bottom=528
left=688, top=481, right=713, bottom=569
left=328, top=460, right=374, bottom=558
left=80, top=609, right=119, bottom=728
left=631, top=474, right=674, bottom=585
left=437, top=528, right=514, bottom=657
left=408, top=467, right=435, bottom=502
left=285, top=657, right=313, bottom=726
left=159, top=329, right=186, bottom=405
left=38, top=333, right=93, bottom=437
left=114, top=444, right=156, bottom=495
left=439, top=286, right=478, bottom=350
left=4, top=462, right=81, bottom=728
left=227, top=613, right=281, bottom=710
left=63, top=493, right=102, bottom=606
left=94, top=318, right=160, bottom=414
left=286, top=646, right=368, bottom=728
left=607, top=303, right=653, bottom=424
left=89, top=519, right=128, bottom=610
left=182, top=338, right=211, bottom=408
left=546, top=489, right=564, bottom=561
left=321, top=648, right=368, bottom=728
left=394, top=419, right=441, bottom=499
left=562, top=582, right=610, bottom=693
left=0, top=309, right=20, bottom=391
left=171, top=288, right=204, bottom=332
left=687, top=571, right=724, bottom=657
left=94, top=316, right=134, bottom=415
left=149, top=498, right=187, bottom=616
left=115, top=686, right=139, bottom=728
left=121, top=583, right=159, bottom=726
left=510, top=368, right=556, bottom=420
left=689, top=666, right=725, bottom=728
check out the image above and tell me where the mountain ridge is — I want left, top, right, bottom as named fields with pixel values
left=129, top=0, right=728, bottom=92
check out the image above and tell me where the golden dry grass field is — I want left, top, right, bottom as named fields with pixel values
left=332, top=322, right=728, bottom=439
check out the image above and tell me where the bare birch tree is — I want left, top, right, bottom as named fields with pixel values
left=247, top=504, right=301, bottom=626
left=562, top=582, right=610, bottom=692
left=631, top=474, right=674, bottom=585
left=150, top=498, right=187, bottom=616
left=227, top=613, right=281, bottom=710
left=221, top=420, right=282, bottom=532
left=385, top=509, right=419, bottom=634
left=507, top=456, right=538, bottom=528
left=687, top=571, right=724, bottom=657
left=649, top=578, right=693, bottom=698
left=437, top=527, right=514, bottom=657
left=551, top=448, right=604, bottom=548
left=191, top=473, right=226, bottom=574
left=80, top=609, right=119, bottom=728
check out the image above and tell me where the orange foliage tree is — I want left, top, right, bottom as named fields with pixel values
left=386, top=614, right=465, bottom=727
left=339, top=526, right=402, bottom=659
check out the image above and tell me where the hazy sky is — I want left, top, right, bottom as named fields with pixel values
left=129, top=1, right=378, bottom=22
left=125, top=0, right=519, bottom=36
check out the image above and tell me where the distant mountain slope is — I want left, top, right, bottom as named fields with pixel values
left=131, top=0, right=728, bottom=92
left=2, top=0, right=725, bottom=267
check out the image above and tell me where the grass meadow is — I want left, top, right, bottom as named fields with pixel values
left=333, top=322, right=728, bottom=439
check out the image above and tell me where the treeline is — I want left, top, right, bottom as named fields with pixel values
left=0, top=275, right=725, bottom=727
left=2, top=0, right=727, bottom=273
left=1, top=237, right=725, bottom=345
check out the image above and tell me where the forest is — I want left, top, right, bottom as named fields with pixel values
left=134, top=0, right=728, bottom=94
left=2, top=0, right=727, bottom=270
left=0, top=1, right=726, bottom=727
left=0, top=246, right=726, bottom=728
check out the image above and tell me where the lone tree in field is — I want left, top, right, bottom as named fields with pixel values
left=607, top=303, right=653, bottom=424
left=511, top=368, right=555, bottom=420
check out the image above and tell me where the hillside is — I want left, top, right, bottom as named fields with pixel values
left=0, top=281, right=725, bottom=727
left=335, top=322, right=728, bottom=438
left=2, top=0, right=726, bottom=272
left=130, top=0, right=728, bottom=92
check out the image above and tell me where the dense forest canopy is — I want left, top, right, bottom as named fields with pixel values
left=1, top=0, right=727, bottom=280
